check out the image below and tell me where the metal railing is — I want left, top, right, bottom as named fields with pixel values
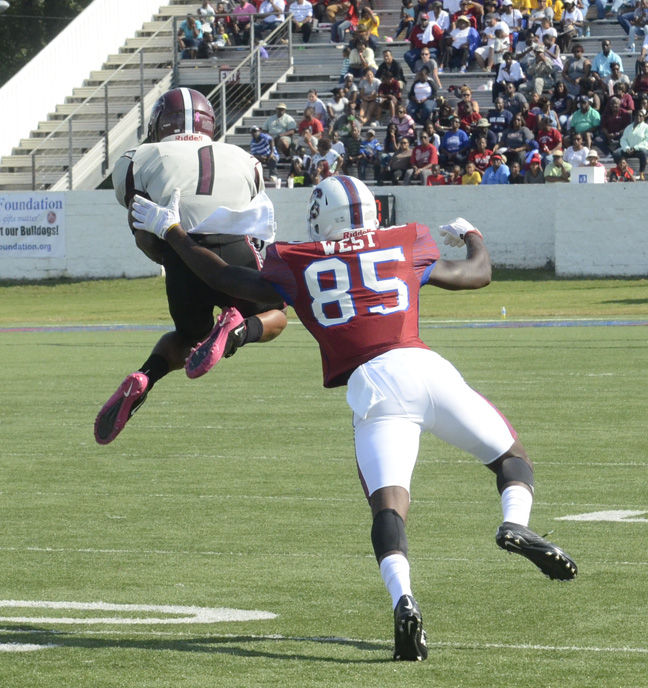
left=21, top=14, right=295, bottom=190
left=25, top=15, right=178, bottom=191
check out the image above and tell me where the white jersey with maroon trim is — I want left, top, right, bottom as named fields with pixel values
left=113, top=138, right=264, bottom=231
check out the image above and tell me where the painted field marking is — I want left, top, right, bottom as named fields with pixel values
left=0, top=643, right=60, bottom=652
left=0, top=600, right=276, bottom=625
left=556, top=510, right=648, bottom=523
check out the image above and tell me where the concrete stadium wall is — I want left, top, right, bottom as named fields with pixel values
left=0, top=0, right=164, bottom=161
left=0, top=186, right=646, bottom=280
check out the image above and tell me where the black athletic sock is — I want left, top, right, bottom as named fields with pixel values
left=241, top=315, right=264, bottom=346
left=139, top=354, right=170, bottom=389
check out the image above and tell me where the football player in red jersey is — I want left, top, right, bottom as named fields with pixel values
left=94, top=88, right=287, bottom=445
left=130, top=175, right=577, bottom=662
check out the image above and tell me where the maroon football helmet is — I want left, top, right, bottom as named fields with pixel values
left=147, top=87, right=216, bottom=142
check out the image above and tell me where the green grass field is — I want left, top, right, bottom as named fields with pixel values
left=0, top=275, right=647, bottom=687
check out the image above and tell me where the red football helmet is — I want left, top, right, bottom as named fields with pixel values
left=147, top=87, right=216, bottom=142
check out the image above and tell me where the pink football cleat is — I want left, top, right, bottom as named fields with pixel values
left=185, top=307, right=245, bottom=379
left=94, top=372, right=149, bottom=445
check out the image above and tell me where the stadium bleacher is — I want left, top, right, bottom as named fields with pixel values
left=0, top=0, right=643, bottom=190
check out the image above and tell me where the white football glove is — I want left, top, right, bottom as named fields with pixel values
left=438, top=217, right=483, bottom=248
left=131, top=188, right=181, bottom=239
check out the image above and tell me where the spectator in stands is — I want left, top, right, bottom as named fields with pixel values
left=569, top=95, right=601, bottom=149
left=601, top=96, right=633, bottom=154
left=551, top=81, right=574, bottom=129
left=341, top=71, right=359, bottom=109
left=297, top=106, right=325, bottom=149
left=357, top=5, right=381, bottom=50
left=524, top=152, right=545, bottom=182
left=197, top=1, right=217, bottom=31
left=377, top=49, right=407, bottom=91
left=330, top=0, right=359, bottom=43
left=358, top=128, right=383, bottom=181
left=308, top=136, right=342, bottom=177
left=523, top=45, right=559, bottom=96
left=288, top=149, right=312, bottom=186
left=393, top=0, right=417, bottom=41
left=507, top=159, right=525, bottom=183
left=452, top=0, right=483, bottom=28
left=432, top=97, right=457, bottom=135
left=404, top=12, right=440, bottom=73
left=608, top=156, right=636, bottom=181
left=583, top=149, right=607, bottom=178
left=536, top=95, right=561, bottom=131
left=425, top=162, right=447, bottom=185
left=342, top=124, right=363, bottom=175
left=469, top=117, right=498, bottom=151
left=444, top=163, right=462, bottom=184
left=212, top=20, right=233, bottom=48
left=557, top=0, right=584, bottom=52
left=333, top=103, right=361, bottom=138
left=439, top=115, right=470, bottom=169
left=613, top=108, right=648, bottom=179
left=502, top=80, right=528, bottom=118
left=613, top=81, right=635, bottom=114
left=249, top=126, right=279, bottom=183
left=339, top=48, right=352, bottom=83
left=487, top=97, right=513, bottom=141
left=607, top=62, right=631, bottom=97
left=498, top=0, right=524, bottom=50
left=330, top=129, right=346, bottom=165
left=536, top=115, right=562, bottom=162
left=562, top=43, right=591, bottom=98
left=263, top=102, right=297, bottom=158
left=304, top=89, right=328, bottom=128
left=500, top=112, right=535, bottom=166
left=391, top=104, right=417, bottom=141
left=543, top=148, right=572, bottom=182
left=473, top=13, right=510, bottom=73
left=421, top=120, right=441, bottom=148
left=429, top=1, right=451, bottom=35
left=378, top=123, right=400, bottom=184
left=258, top=0, right=286, bottom=38
left=178, top=13, right=203, bottom=58
left=374, top=72, right=403, bottom=122
left=631, top=60, right=648, bottom=101
left=290, top=0, right=314, bottom=43
left=457, top=85, right=480, bottom=117
left=404, top=130, right=439, bottom=184
left=459, top=100, right=482, bottom=132
left=348, top=37, right=378, bottom=78
left=358, top=68, right=381, bottom=124
left=495, top=52, right=527, bottom=100
left=621, top=0, right=648, bottom=53
left=407, top=68, right=437, bottom=124
left=232, top=0, right=257, bottom=45
left=413, top=49, right=444, bottom=92
left=461, top=160, right=482, bottom=183
left=468, top=136, right=493, bottom=172
left=444, top=15, right=479, bottom=73
left=197, top=27, right=215, bottom=57
left=389, top=137, right=413, bottom=184
left=480, top=151, right=511, bottom=183
left=197, top=1, right=217, bottom=30
left=326, top=88, right=349, bottom=133
left=591, top=40, right=625, bottom=92
left=564, top=132, right=590, bottom=166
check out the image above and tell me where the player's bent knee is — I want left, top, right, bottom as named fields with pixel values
left=495, top=456, right=534, bottom=494
left=371, top=509, right=408, bottom=563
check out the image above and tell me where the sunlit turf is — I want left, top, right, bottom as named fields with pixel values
left=0, top=277, right=646, bottom=687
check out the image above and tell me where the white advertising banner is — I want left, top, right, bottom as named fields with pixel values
left=0, top=193, right=65, bottom=259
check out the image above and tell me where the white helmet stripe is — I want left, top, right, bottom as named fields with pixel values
left=179, top=87, right=193, bottom=134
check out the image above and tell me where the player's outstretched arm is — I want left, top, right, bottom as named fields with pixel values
left=130, top=191, right=281, bottom=305
left=427, top=218, right=492, bottom=290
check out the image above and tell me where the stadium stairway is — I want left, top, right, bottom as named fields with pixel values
left=0, top=0, right=218, bottom=191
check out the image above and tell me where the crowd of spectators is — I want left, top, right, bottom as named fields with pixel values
left=228, top=0, right=648, bottom=185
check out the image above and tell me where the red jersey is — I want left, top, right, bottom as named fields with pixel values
left=536, top=127, right=562, bottom=153
left=468, top=148, right=493, bottom=172
left=261, top=224, right=440, bottom=387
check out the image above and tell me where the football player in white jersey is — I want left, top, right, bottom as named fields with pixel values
left=94, top=87, right=287, bottom=445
